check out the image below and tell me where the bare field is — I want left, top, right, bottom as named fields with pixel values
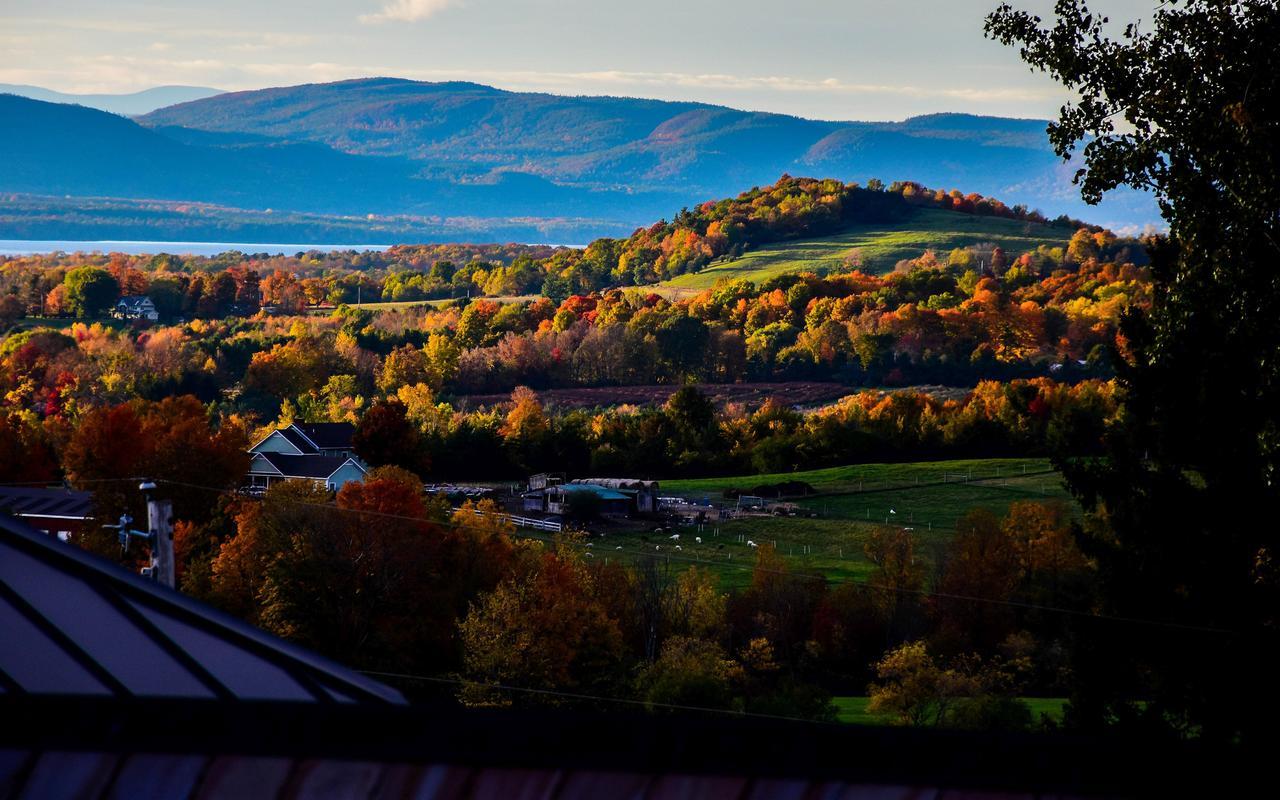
left=455, top=382, right=973, bottom=410
left=456, top=382, right=855, bottom=410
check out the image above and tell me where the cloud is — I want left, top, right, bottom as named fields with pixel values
left=512, top=70, right=1051, bottom=103
left=359, top=0, right=457, bottom=24
left=0, top=56, right=1062, bottom=119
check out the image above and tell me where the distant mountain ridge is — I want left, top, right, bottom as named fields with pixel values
left=139, top=78, right=1057, bottom=193
left=140, top=78, right=1155, bottom=229
left=0, top=79, right=1160, bottom=243
left=0, top=93, right=680, bottom=223
left=0, top=84, right=223, bottom=116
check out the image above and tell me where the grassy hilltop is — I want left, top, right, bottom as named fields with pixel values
left=656, top=207, right=1073, bottom=294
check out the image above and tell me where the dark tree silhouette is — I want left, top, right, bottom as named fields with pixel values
left=987, top=0, right=1280, bottom=742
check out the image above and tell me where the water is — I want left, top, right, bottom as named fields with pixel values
left=0, top=240, right=394, bottom=257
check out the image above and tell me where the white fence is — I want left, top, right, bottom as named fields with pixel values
left=463, top=507, right=562, bottom=533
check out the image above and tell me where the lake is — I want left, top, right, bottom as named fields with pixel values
left=0, top=240, right=394, bottom=257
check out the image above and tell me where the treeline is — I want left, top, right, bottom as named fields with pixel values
left=0, top=382, right=1106, bottom=726
left=2, top=379, right=1115, bottom=507
left=172, top=468, right=1097, bottom=727
left=0, top=242, right=563, bottom=320
left=1, top=176, right=1108, bottom=313
left=2, top=258, right=1137, bottom=442
left=0, top=249, right=1142, bottom=427
left=351, top=380, right=1117, bottom=480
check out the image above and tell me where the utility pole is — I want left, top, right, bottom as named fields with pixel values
left=109, top=481, right=175, bottom=589
left=143, top=481, right=175, bottom=590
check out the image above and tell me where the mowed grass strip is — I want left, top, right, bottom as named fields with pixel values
left=662, top=457, right=1058, bottom=497
left=656, top=207, right=1073, bottom=293
left=832, top=696, right=1068, bottom=726
left=348, top=294, right=539, bottom=311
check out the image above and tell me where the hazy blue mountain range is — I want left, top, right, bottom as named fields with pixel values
left=0, top=93, right=680, bottom=218
left=0, top=83, right=223, bottom=116
left=0, top=78, right=1159, bottom=244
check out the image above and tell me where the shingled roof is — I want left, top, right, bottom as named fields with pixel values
left=291, top=422, right=355, bottom=451
left=250, top=452, right=362, bottom=480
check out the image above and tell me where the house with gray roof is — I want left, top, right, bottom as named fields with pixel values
left=113, top=295, right=158, bottom=321
left=245, top=422, right=366, bottom=492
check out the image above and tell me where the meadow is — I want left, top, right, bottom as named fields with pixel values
left=345, top=294, right=538, bottom=311
left=561, top=457, right=1078, bottom=591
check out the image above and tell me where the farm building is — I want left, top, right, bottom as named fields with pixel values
left=570, top=478, right=660, bottom=513
left=527, top=472, right=566, bottom=490
left=522, top=483, right=634, bottom=517
left=0, top=486, right=94, bottom=540
left=245, top=422, right=366, bottom=492
left=522, top=478, right=661, bottom=518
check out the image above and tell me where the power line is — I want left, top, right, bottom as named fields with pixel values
left=0, top=476, right=149, bottom=487
left=354, top=669, right=840, bottom=727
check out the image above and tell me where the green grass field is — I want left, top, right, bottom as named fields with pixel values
left=654, top=208, right=1073, bottom=295
left=347, top=294, right=538, bottom=311
left=832, top=696, right=1067, bottom=726
left=9, top=316, right=130, bottom=333
left=568, top=457, right=1078, bottom=591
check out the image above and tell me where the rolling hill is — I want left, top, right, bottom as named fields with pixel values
left=655, top=207, right=1074, bottom=293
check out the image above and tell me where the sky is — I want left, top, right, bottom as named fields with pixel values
left=0, top=0, right=1155, bottom=121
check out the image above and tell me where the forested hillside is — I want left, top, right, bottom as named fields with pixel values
left=2, top=176, right=1121, bottom=302
left=0, top=93, right=683, bottom=230
left=138, top=78, right=1084, bottom=215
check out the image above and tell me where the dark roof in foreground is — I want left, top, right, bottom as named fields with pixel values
left=0, top=502, right=1251, bottom=798
left=0, top=486, right=94, bottom=521
left=0, top=696, right=1247, bottom=798
left=0, top=513, right=403, bottom=705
